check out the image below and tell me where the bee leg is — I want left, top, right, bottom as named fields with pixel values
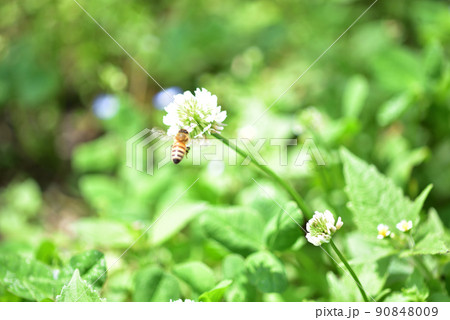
left=185, top=146, right=191, bottom=158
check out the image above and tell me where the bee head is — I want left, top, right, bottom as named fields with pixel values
left=179, top=129, right=189, bottom=134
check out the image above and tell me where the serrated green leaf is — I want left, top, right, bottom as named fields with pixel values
left=62, top=250, right=107, bottom=288
left=199, top=206, right=264, bottom=256
left=327, top=257, right=389, bottom=302
left=0, top=254, right=58, bottom=301
left=400, top=208, right=449, bottom=256
left=340, top=148, right=432, bottom=235
left=263, top=201, right=303, bottom=251
left=342, top=75, right=369, bottom=118
left=245, top=251, right=287, bottom=293
left=402, top=269, right=429, bottom=302
left=345, top=232, right=394, bottom=265
left=172, top=261, right=215, bottom=293
left=198, top=280, right=232, bottom=302
left=402, top=234, right=449, bottom=257
left=133, top=266, right=180, bottom=302
left=56, top=269, right=104, bottom=302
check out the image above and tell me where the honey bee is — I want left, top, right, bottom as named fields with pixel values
left=171, top=129, right=190, bottom=164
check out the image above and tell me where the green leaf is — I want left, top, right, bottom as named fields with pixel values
left=133, top=266, right=180, bottom=302
left=401, top=269, right=429, bottom=302
left=370, top=47, right=423, bottom=93
left=74, top=218, right=134, bottom=248
left=245, top=251, right=287, bottom=293
left=64, top=250, right=107, bottom=288
left=402, top=207, right=450, bottom=256
left=35, top=240, right=61, bottom=266
left=1, top=179, right=42, bottom=216
left=327, top=271, right=361, bottom=302
left=340, top=148, right=432, bottom=235
left=342, top=75, right=369, bottom=118
left=237, top=183, right=288, bottom=222
left=78, top=175, right=123, bottom=212
left=405, top=234, right=450, bottom=256
left=172, top=262, right=215, bottom=293
left=327, top=259, right=389, bottom=302
left=148, top=202, right=206, bottom=246
left=222, top=254, right=246, bottom=280
left=225, top=280, right=257, bottom=302
left=56, top=270, right=104, bottom=302
left=386, top=147, right=429, bottom=186
left=199, top=206, right=264, bottom=256
left=345, top=232, right=394, bottom=265
left=402, top=210, right=450, bottom=256
left=263, top=201, right=303, bottom=251
left=377, top=92, right=414, bottom=126
left=198, top=280, right=232, bottom=302
left=72, top=135, right=119, bottom=173
left=0, top=254, right=57, bottom=301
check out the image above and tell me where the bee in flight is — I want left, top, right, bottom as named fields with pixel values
left=171, top=129, right=190, bottom=164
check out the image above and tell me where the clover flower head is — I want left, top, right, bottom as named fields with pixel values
left=377, top=224, right=391, bottom=239
left=396, top=220, right=413, bottom=232
left=163, top=88, right=227, bottom=138
left=305, top=210, right=343, bottom=246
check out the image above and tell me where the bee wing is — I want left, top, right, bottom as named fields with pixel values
left=189, top=137, right=214, bottom=147
left=149, top=128, right=173, bottom=142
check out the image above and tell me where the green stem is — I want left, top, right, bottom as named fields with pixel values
left=413, top=256, right=434, bottom=280
left=212, top=132, right=313, bottom=218
left=407, top=234, right=435, bottom=284
left=330, top=239, right=370, bottom=302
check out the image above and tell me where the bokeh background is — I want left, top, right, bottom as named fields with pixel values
left=0, top=0, right=449, bottom=302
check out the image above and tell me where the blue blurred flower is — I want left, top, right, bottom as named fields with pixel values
left=92, top=94, right=119, bottom=119
left=152, top=86, right=182, bottom=110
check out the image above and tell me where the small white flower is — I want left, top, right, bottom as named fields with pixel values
left=305, top=210, right=343, bottom=246
left=335, top=217, right=344, bottom=230
left=170, top=299, right=195, bottom=302
left=163, top=88, right=227, bottom=138
left=377, top=224, right=391, bottom=239
left=396, top=220, right=413, bottom=232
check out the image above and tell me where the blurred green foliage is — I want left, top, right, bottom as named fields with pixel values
left=0, top=0, right=449, bottom=302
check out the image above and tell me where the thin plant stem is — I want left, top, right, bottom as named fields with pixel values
left=413, top=256, right=434, bottom=280
left=330, top=239, right=370, bottom=302
left=212, top=132, right=369, bottom=301
left=212, top=132, right=313, bottom=218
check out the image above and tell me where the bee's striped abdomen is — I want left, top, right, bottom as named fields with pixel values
left=172, top=141, right=186, bottom=164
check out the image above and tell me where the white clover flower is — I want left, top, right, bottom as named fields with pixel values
left=305, top=210, right=343, bottom=246
left=396, top=220, right=413, bottom=232
left=163, top=88, right=227, bottom=138
left=377, top=224, right=391, bottom=239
